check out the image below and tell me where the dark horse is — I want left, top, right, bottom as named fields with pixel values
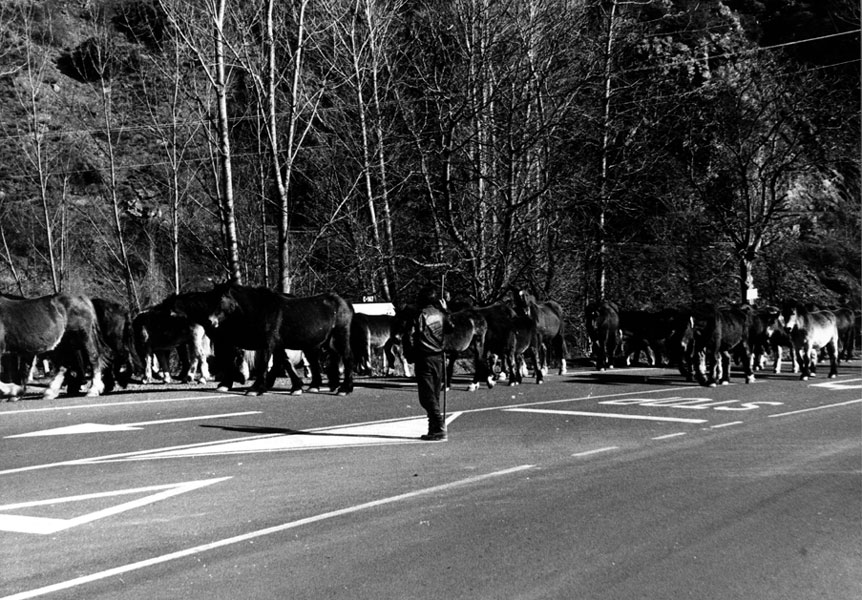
left=681, top=303, right=755, bottom=387
left=586, top=300, right=620, bottom=371
left=513, top=289, right=567, bottom=384
left=163, top=283, right=354, bottom=395
left=0, top=293, right=104, bottom=400
left=449, top=298, right=535, bottom=386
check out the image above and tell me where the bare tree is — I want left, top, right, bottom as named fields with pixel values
left=159, top=0, right=242, bottom=284
left=14, top=6, right=61, bottom=292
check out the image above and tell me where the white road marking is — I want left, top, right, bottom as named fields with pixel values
left=0, top=478, right=230, bottom=535
left=708, top=421, right=744, bottom=429
left=102, top=414, right=462, bottom=460
left=0, top=465, right=534, bottom=600
left=768, top=398, right=862, bottom=418
left=0, top=394, right=236, bottom=415
left=505, top=408, right=708, bottom=424
left=0, top=414, right=464, bottom=474
left=808, top=378, right=862, bottom=390
left=652, top=432, right=687, bottom=440
left=5, top=412, right=261, bottom=438
left=572, top=446, right=618, bottom=458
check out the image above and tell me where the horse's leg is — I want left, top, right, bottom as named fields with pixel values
left=382, top=342, right=396, bottom=377
left=177, top=343, right=193, bottom=383
left=468, top=342, right=491, bottom=392
left=557, top=334, right=568, bottom=375
left=771, top=341, right=782, bottom=374
left=248, top=343, right=274, bottom=395
left=264, top=348, right=284, bottom=391
left=443, top=353, right=454, bottom=391
left=306, top=348, right=325, bottom=393
left=333, top=326, right=353, bottom=396
left=533, top=340, right=544, bottom=384
left=2, top=352, right=28, bottom=400
left=143, top=349, right=156, bottom=384
left=214, top=341, right=236, bottom=392
left=827, top=337, right=839, bottom=379
left=394, top=343, right=411, bottom=378
left=742, top=343, right=755, bottom=384
left=26, top=356, right=40, bottom=384
left=43, top=362, right=67, bottom=400
left=797, top=345, right=811, bottom=380
left=719, top=350, right=732, bottom=385
left=193, top=328, right=211, bottom=384
left=284, top=350, right=306, bottom=395
left=507, top=350, right=521, bottom=386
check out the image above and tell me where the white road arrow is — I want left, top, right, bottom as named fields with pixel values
left=5, top=412, right=261, bottom=438
left=98, top=413, right=463, bottom=462
left=0, top=477, right=231, bottom=535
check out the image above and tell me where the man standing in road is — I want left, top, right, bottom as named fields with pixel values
left=406, top=285, right=448, bottom=441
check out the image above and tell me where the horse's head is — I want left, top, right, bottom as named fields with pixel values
left=208, top=287, right=242, bottom=329
left=760, top=306, right=782, bottom=338
left=781, top=301, right=804, bottom=331
left=513, top=289, right=535, bottom=313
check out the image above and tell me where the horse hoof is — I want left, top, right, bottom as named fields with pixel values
left=42, top=391, right=59, bottom=401
left=828, top=374, right=837, bottom=379
left=720, top=381, right=730, bottom=386
left=746, top=376, right=755, bottom=384
left=290, top=389, right=303, bottom=396
left=307, top=387, right=320, bottom=393
left=708, top=383, right=717, bottom=388
left=467, top=383, right=479, bottom=392
left=800, top=376, right=809, bottom=381
left=216, top=386, right=231, bottom=392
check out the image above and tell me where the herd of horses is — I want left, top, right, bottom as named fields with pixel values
left=586, top=300, right=858, bottom=386
left=0, top=283, right=857, bottom=401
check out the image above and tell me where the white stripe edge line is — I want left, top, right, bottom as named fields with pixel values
left=709, top=421, right=744, bottom=429
left=0, top=465, right=535, bottom=600
left=572, top=446, right=619, bottom=458
left=652, top=432, right=687, bottom=440
left=768, top=399, right=862, bottom=418
left=505, top=408, right=707, bottom=424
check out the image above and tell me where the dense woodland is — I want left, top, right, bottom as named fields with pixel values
left=0, top=0, right=858, bottom=352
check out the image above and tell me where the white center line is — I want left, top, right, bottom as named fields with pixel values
left=505, top=408, right=707, bottom=424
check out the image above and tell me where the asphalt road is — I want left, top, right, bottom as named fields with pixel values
left=1, top=362, right=860, bottom=600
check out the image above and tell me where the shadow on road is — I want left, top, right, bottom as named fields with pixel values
left=199, top=423, right=420, bottom=441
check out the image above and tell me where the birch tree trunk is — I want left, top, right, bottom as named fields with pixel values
left=213, top=0, right=242, bottom=284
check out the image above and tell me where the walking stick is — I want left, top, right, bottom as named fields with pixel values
left=440, top=273, right=448, bottom=426
left=441, top=350, right=447, bottom=425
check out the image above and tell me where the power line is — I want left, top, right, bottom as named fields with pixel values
left=617, top=29, right=860, bottom=76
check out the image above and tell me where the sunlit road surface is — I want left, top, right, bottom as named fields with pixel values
left=1, top=363, right=860, bottom=600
